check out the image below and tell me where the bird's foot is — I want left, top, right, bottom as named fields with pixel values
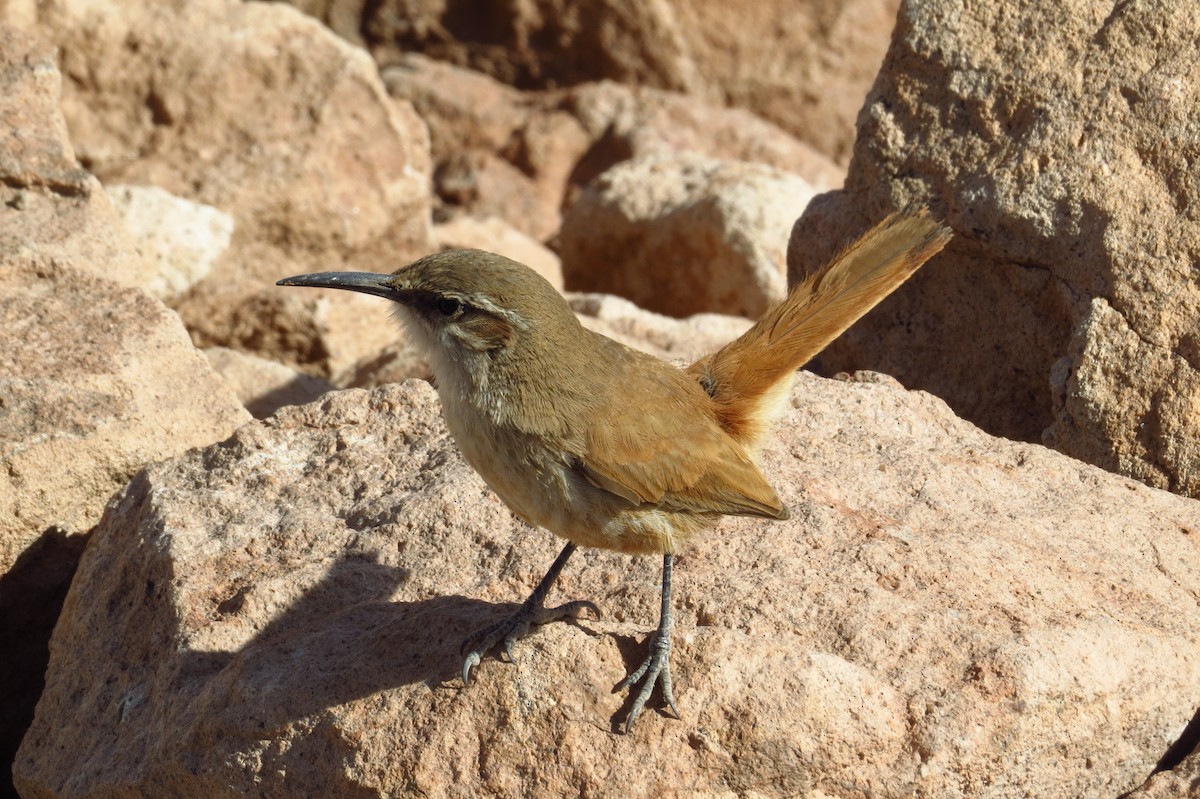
left=616, top=627, right=679, bottom=732
left=460, top=597, right=600, bottom=685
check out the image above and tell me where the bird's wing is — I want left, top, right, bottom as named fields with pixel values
left=576, top=357, right=789, bottom=520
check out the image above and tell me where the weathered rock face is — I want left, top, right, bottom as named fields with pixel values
left=569, top=293, right=751, bottom=364
left=788, top=0, right=1200, bottom=497
left=0, top=258, right=252, bottom=799
left=107, top=185, right=234, bottom=303
left=559, top=154, right=817, bottom=318
left=0, top=26, right=155, bottom=293
left=3, top=0, right=434, bottom=376
left=383, top=55, right=842, bottom=241
left=1124, top=737, right=1200, bottom=798
left=287, top=0, right=900, bottom=164
left=16, top=377, right=1200, bottom=798
left=0, top=24, right=253, bottom=794
left=433, top=216, right=563, bottom=291
left=204, top=347, right=334, bottom=420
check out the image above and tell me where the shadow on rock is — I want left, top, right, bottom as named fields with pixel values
left=176, top=555, right=501, bottom=726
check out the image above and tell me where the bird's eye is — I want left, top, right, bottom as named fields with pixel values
left=436, top=297, right=462, bottom=316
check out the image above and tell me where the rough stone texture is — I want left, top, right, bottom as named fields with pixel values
left=788, top=0, right=1200, bottom=497
left=16, top=376, right=1200, bottom=798
left=0, top=25, right=155, bottom=292
left=108, top=185, right=234, bottom=302
left=382, top=55, right=842, bottom=241
left=0, top=27, right=253, bottom=796
left=0, top=258, right=251, bottom=799
left=433, top=216, right=563, bottom=291
left=1124, top=740, right=1200, bottom=798
left=204, top=347, right=334, bottom=420
left=0, top=260, right=249, bottom=569
left=569, top=293, right=751, bottom=364
left=559, top=154, right=818, bottom=318
left=290, top=0, right=900, bottom=163
left=3, top=0, right=434, bottom=375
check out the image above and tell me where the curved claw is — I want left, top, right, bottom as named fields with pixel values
left=462, top=651, right=481, bottom=686
left=459, top=596, right=602, bottom=685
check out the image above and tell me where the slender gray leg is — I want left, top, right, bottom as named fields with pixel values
left=461, top=542, right=600, bottom=684
left=617, top=553, right=680, bottom=732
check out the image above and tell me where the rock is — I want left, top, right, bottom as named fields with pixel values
left=204, top=347, right=334, bottom=419
left=1123, top=738, right=1200, bottom=798
left=0, top=26, right=154, bottom=292
left=108, top=185, right=234, bottom=302
left=0, top=26, right=251, bottom=795
left=0, top=260, right=249, bottom=565
left=568, top=293, right=751, bottom=363
left=787, top=0, right=1200, bottom=497
left=339, top=339, right=433, bottom=390
left=1044, top=298, right=1200, bottom=499
left=15, top=376, right=1200, bottom=797
left=382, top=55, right=842, bottom=240
left=0, top=258, right=251, bottom=799
left=559, top=154, right=817, bottom=318
left=4, top=0, right=434, bottom=375
left=433, top=216, right=563, bottom=291
left=292, top=0, right=900, bottom=163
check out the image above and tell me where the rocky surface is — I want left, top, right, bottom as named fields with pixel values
left=433, top=216, right=563, bottom=291
left=559, top=154, right=817, bottom=318
left=3, top=0, right=434, bottom=376
left=15, top=377, right=1200, bottom=798
left=569, top=294, right=752, bottom=364
left=0, top=23, right=253, bottom=797
left=0, top=27, right=155, bottom=293
left=107, top=185, right=234, bottom=302
left=204, top=347, right=334, bottom=420
left=287, top=0, right=900, bottom=164
left=788, top=0, right=1200, bottom=497
left=0, top=257, right=251, bottom=799
left=383, top=55, right=842, bottom=240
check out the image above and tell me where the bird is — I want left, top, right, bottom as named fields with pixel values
left=277, top=208, right=952, bottom=732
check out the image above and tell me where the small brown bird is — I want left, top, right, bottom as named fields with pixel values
left=278, top=209, right=951, bottom=731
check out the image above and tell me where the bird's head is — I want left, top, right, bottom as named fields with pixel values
left=278, top=249, right=578, bottom=390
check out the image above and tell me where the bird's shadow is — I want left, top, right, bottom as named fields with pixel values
left=175, top=554, right=513, bottom=724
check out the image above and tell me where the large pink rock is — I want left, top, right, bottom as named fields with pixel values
left=383, top=55, right=842, bottom=241
left=558, top=154, right=818, bottom=318
left=788, top=0, right=1200, bottom=498
left=288, top=0, right=900, bottom=163
left=15, top=376, right=1200, bottom=798
left=4, top=0, right=434, bottom=377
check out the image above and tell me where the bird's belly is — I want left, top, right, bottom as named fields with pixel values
left=443, top=404, right=708, bottom=554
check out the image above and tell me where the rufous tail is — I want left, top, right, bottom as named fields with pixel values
left=689, top=207, right=953, bottom=449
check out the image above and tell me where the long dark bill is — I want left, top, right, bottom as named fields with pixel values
left=276, top=271, right=398, bottom=300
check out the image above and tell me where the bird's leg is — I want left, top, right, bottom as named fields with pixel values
left=461, top=541, right=599, bottom=684
left=617, top=553, right=680, bottom=732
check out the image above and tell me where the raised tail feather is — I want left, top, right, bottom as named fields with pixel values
left=688, top=207, right=953, bottom=449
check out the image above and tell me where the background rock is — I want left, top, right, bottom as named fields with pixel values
left=204, top=347, right=334, bottom=420
left=433, top=216, right=563, bottom=291
left=15, top=377, right=1200, bottom=798
left=569, top=294, right=751, bottom=363
left=383, top=55, right=842, bottom=241
left=0, top=24, right=253, bottom=795
left=3, top=0, right=434, bottom=377
left=559, top=154, right=817, bottom=318
left=288, top=0, right=900, bottom=164
left=0, top=258, right=250, bottom=799
left=787, top=0, right=1200, bottom=497
left=0, top=26, right=155, bottom=293
left=108, top=185, right=234, bottom=302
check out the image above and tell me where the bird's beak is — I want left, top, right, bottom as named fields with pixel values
left=276, top=271, right=400, bottom=301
